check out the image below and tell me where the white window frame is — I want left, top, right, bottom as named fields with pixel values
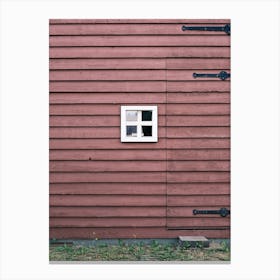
left=121, top=105, right=158, bottom=142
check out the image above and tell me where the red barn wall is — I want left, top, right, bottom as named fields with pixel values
left=49, top=19, right=230, bottom=239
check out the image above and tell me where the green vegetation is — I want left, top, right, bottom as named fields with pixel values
left=49, top=241, right=230, bottom=262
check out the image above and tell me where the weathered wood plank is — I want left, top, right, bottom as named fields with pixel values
left=50, top=150, right=167, bottom=160
left=167, top=217, right=229, bottom=227
left=50, top=58, right=166, bottom=70
left=166, top=138, right=230, bottom=149
left=50, top=160, right=229, bottom=172
left=50, top=217, right=165, bottom=227
left=167, top=115, right=230, bottom=126
left=167, top=172, right=230, bottom=183
left=49, top=127, right=165, bottom=138
left=50, top=47, right=230, bottom=58
left=50, top=149, right=230, bottom=161
left=167, top=92, right=230, bottom=104
left=50, top=35, right=230, bottom=47
left=49, top=138, right=230, bottom=150
left=167, top=81, right=230, bottom=92
left=50, top=58, right=230, bottom=70
left=50, top=19, right=230, bottom=24
left=167, top=195, right=230, bottom=206
left=50, top=195, right=166, bottom=206
left=49, top=115, right=229, bottom=127
left=50, top=70, right=165, bottom=81
left=167, top=149, right=230, bottom=160
left=167, top=183, right=230, bottom=195
left=50, top=172, right=167, bottom=183
left=50, top=227, right=230, bottom=239
left=49, top=104, right=230, bottom=116
left=166, top=104, right=230, bottom=115
left=167, top=127, right=230, bottom=138
left=50, top=183, right=166, bottom=195
left=50, top=81, right=166, bottom=92
left=167, top=161, right=230, bottom=171
left=49, top=93, right=166, bottom=104
left=50, top=23, right=230, bottom=35
left=50, top=160, right=166, bottom=172
left=50, top=206, right=166, bottom=217
left=166, top=58, right=230, bottom=69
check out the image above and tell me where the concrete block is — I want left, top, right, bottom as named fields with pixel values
left=178, top=236, right=209, bottom=248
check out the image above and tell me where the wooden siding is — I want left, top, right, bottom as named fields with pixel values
left=49, top=19, right=230, bottom=239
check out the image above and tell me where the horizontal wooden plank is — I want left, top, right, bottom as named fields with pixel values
left=167, top=195, right=230, bottom=206
left=50, top=227, right=230, bottom=239
left=50, top=171, right=229, bottom=183
left=50, top=127, right=229, bottom=138
left=50, top=19, right=230, bottom=24
left=50, top=217, right=229, bottom=228
left=167, top=183, right=230, bottom=195
left=50, top=172, right=166, bottom=183
left=50, top=23, right=230, bottom=35
left=50, top=161, right=166, bottom=172
left=49, top=93, right=167, bottom=104
left=50, top=81, right=230, bottom=94
left=167, top=217, right=229, bottom=227
left=50, top=195, right=165, bottom=206
left=50, top=81, right=166, bottom=92
left=50, top=206, right=165, bottom=217
left=50, top=58, right=166, bottom=70
left=167, top=172, right=230, bottom=183
left=50, top=160, right=229, bottom=172
left=50, top=138, right=230, bottom=150
left=50, top=35, right=230, bottom=47
left=50, top=70, right=165, bottom=81
left=167, top=81, right=230, bottom=92
left=167, top=92, right=230, bottom=103
left=167, top=104, right=230, bottom=115
left=167, top=115, right=230, bottom=126
left=50, top=149, right=230, bottom=161
left=49, top=104, right=230, bottom=116
left=50, top=206, right=230, bottom=218
left=167, top=150, right=230, bottom=160
left=49, top=115, right=229, bottom=127
left=167, top=138, right=230, bottom=149
left=50, top=150, right=166, bottom=160
left=50, top=47, right=230, bottom=58
left=166, top=58, right=230, bottom=69
left=167, top=127, right=230, bottom=138
left=50, top=217, right=165, bottom=227
left=50, top=139, right=167, bottom=150
left=50, top=183, right=166, bottom=195
left=49, top=58, right=230, bottom=70
left=167, top=161, right=230, bottom=171
left=49, top=92, right=230, bottom=104
left=50, top=70, right=231, bottom=81
left=50, top=127, right=166, bottom=138
left=167, top=206, right=230, bottom=217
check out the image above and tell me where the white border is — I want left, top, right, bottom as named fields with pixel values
left=121, top=106, right=158, bottom=142
left=0, top=0, right=279, bottom=279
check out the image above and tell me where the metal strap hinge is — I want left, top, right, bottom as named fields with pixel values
left=182, top=23, right=230, bottom=35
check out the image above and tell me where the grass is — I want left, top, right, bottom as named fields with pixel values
left=49, top=240, right=230, bottom=262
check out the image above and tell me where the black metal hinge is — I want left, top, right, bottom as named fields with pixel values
left=182, top=23, right=230, bottom=35
left=193, top=71, right=230, bottom=81
left=193, top=208, right=230, bottom=217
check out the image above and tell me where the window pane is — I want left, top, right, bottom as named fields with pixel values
left=142, top=126, right=152, bottom=136
left=126, top=126, right=137, bottom=137
left=126, top=111, right=138, bottom=121
left=142, top=111, right=152, bottom=121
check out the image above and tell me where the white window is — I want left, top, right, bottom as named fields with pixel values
left=121, top=106, right=158, bottom=142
